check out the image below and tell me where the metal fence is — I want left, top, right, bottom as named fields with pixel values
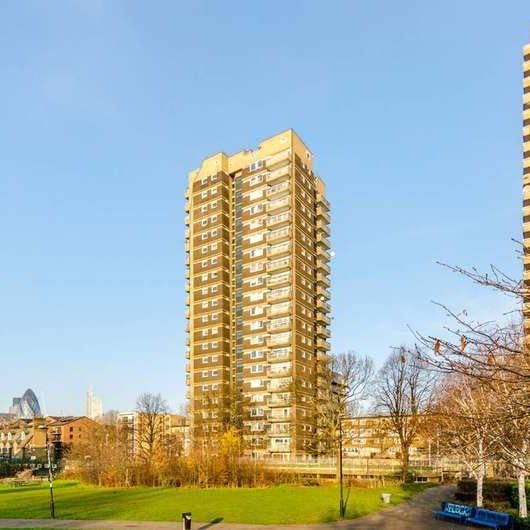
left=261, top=455, right=466, bottom=478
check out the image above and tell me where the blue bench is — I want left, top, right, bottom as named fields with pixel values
left=434, top=501, right=474, bottom=523
left=465, top=508, right=512, bottom=529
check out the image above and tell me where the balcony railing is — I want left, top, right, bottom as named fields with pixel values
left=268, top=243, right=290, bottom=257
left=267, top=257, right=290, bottom=272
left=316, top=206, right=330, bottom=224
left=316, top=285, right=330, bottom=299
left=268, top=196, right=290, bottom=212
left=269, top=352, right=291, bottom=362
left=268, top=274, right=290, bottom=287
left=316, top=325, right=330, bottom=338
left=267, top=165, right=291, bottom=185
left=268, top=228, right=290, bottom=243
left=269, top=414, right=292, bottom=422
left=268, top=321, right=291, bottom=332
left=316, top=233, right=330, bottom=249
left=316, top=339, right=331, bottom=350
left=267, top=181, right=290, bottom=198
left=269, top=302, right=291, bottom=316
left=316, top=261, right=330, bottom=274
left=316, top=272, right=330, bottom=286
left=316, top=312, right=331, bottom=325
left=269, top=397, right=291, bottom=407
left=316, top=195, right=330, bottom=209
left=267, top=212, right=291, bottom=227
left=316, top=299, right=330, bottom=313
left=267, top=333, right=291, bottom=347
left=317, top=248, right=331, bottom=261
left=316, top=220, right=330, bottom=236
left=266, top=149, right=291, bottom=168
left=268, top=288, right=290, bottom=302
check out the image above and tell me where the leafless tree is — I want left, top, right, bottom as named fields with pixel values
left=66, top=422, right=132, bottom=487
left=373, top=346, right=437, bottom=482
left=412, top=261, right=529, bottom=386
left=487, top=373, right=530, bottom=517
left=315, top=350, right=374, bottom=457
left=411, top=257, right=530, bottom=513
left=135, top=392, right=169, bottom=469
left=435, top=375, right=497, bottom=507
left=314, top=350, right=373, bottom=518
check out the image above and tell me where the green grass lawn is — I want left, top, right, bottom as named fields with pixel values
left=0, top=480, right=432, bottom=524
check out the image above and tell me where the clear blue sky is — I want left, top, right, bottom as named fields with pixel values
left=1, top=1, right=528, bottom=415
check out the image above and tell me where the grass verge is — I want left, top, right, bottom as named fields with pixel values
left=0, top=480, right=432, bottom=524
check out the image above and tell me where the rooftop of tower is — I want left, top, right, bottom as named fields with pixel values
left=188, top=129, right=315, bottom=186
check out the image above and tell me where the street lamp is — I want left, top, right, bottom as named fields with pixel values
left=37, top=425, right=55, bottom=518
left=338, top=415, right=345, bottom=519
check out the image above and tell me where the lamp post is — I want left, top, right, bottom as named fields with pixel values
left=338, top=415, right=345, bottom=519
left=38, top=425, right=55, bottom=518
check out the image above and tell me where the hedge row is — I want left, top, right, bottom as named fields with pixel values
left=456, top=479, right=514, bottom=502
left=457, top=479, right=530, bottom=509
left=0, top=462, right=26, bottom=478
left=515, top=518, right=530, bottom=530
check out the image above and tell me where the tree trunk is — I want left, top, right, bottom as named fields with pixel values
left=476, top=437, right=486, bottom=508
left=518, top=470, right=527, bottom=519
left=476, top=465, right=484, bottom=508
left=401, top=446, right=410, bottom=483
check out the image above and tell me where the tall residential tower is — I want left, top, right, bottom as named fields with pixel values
left=185, top=130, right=331, bottom=458
left=523, top=44, right=530, bottom=336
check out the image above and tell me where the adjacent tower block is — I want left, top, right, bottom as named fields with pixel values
left=523, top=43, right=530, bottom=339
left=185, top=130, right=331, bottom=459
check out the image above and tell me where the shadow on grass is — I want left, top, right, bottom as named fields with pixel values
left=0, top=481, right=79, bottom=495
left=318, top=487, right=352, bottom=523
left=319, top=508, right=338, bottom=523
left=198, top=517, right=224, bottom=529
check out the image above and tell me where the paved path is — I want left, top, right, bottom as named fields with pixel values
left=0, top=485, right=474, bottom=530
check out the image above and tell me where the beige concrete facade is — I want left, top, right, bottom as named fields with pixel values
left=185, top=129, right=331, bottom=458
left=523, top=44, right=530, bottom=334
left=342, top=416, right=429, bottom=459
left=116, top=412, right=189, bottom=456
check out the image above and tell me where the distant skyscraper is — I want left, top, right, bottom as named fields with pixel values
left=523, top=44, right=530, bottom=338
left=185, top=129, right=331, bottom=458
left=86, top=386, right=103, bottom=420
left=8, top=389, right=42, bottom=419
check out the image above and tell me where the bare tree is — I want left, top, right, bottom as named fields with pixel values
left=315, top=350, right=373, bottom=519
left=412, top=261, right=529, bottom=387
left=435, top=375, right=497, bottom=507
left=135, top=392, right=169, bottom=471
left=412, top=258, right=530, bottom=513
left=66, top=422, right=132, bottom=487
left=487, top=373, right=530, bottom=517
left=373, top=346, right=437, bottom=482
left=315, top=350, right=374, bottom=456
